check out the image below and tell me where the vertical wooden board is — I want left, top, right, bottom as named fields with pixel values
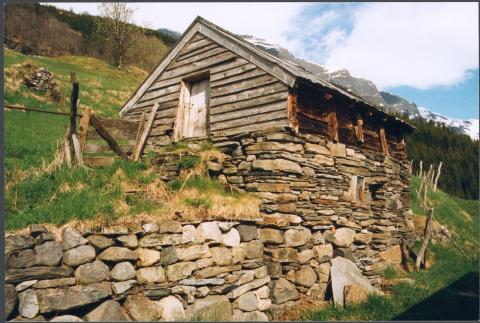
left=379, top=127, right=390, bottom=157
left=190, top=78, right=209, bottom=137
left=327, top=110, right=339, bottom=142
left=78, top=107, right=92, bottom=154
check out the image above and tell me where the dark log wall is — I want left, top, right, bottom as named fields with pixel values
left=122, top=32, right=289, bottom=146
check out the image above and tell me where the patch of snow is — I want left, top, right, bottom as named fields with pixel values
left=416, top=107, right=479, bottom=140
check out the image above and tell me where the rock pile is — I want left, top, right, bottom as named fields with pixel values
left=22, top=66, right=61, bottom=102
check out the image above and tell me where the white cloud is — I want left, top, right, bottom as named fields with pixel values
left=323, top=3, right=479, bottom=89
left=47, top=2, right=305, bottom=47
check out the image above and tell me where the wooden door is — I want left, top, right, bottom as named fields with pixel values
left=183, top=79, right=209, bottom=138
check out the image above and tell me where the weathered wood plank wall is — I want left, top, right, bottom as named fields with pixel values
left=122, top=32, right=289, bottom=145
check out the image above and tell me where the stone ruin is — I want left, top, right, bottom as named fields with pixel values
left=22, top=66, right=61, bottom=103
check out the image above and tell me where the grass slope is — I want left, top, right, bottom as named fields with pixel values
left=304, top=177, right=479, bottom=321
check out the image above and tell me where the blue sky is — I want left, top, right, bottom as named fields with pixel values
left=50, top=2, right=479, bottom=119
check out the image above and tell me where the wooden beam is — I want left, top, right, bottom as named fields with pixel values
left=379, top=126, right=390, bottom=157
left=132, top=112, right=147, bottom=158
left=90, top=114, right=128, bottom=160
left=69, top=72, right=83, bottom=167
left=354, top=116, right=365, bottom=143
left=78, top=107, right=92, bottom=154
left=327, top=106, right=339, bottom=142
left=133, top=102, right=160, bottom=161
left=287, top=91, right=299, bottom=133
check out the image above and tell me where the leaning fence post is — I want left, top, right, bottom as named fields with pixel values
left=70, top=72, right=83, bottom=167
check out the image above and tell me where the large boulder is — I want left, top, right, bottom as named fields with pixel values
left=85, top=300, right=129, bottom=321
left=211, top=247, right=232, bottom=266
left=222, top=228, right=241, bottom=247
left=234, top=291, right=258, bottom=312
left=156, top=296, right=186, bottom=321
left=6, top=235, right=34, bottom=254
left=63, top=245, right=96, bottom=267
left=236, top=225, right=258, bottom=242
left=34, top=242, right=63, bottom=267
left=270, top=278, right=299, bottom=304
left=160, top=246, right=179, bottom=266
left=110, top=262, right=136, bottom=281
left=330, top=257, right=374, bottom=307
left=259, top=229, right=284, bottom=244
left=7, top=249, right=36, bottom=269
left=196, top=222, right=222, bottom=243
left=49, top=315, right=83, bottom=322
left=86, top=235, right=114, bottom=250
left=75, top=260, right=109, bottom=284
left=36, top=282, right=111, bottom=313
left=116, top=235, right=138, bottom=249
left=5, top=284, right=18, bottom=319
left=123, top=294, right=158, bottom=321
left=177, top=244, right=211, bottom=261
left=313, top=244, right=333, bottom=263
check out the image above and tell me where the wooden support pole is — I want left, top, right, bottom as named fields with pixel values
left=78, top=107, right=92, bottom=155
left=69, top=72, right=83, bottom=167
left=416, top=207, right=433, bottom=271
left=132, top=112, right=147, bottom=159
left=133, top=102, right=159, bottom=161
left=90, top=114, right=128, bottom=160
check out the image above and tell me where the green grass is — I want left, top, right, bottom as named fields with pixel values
left=5, top=159, right=158, bottom=231
left=305, top=176, right=479, bottom=321
left=4, top=47, right=147, bottom=117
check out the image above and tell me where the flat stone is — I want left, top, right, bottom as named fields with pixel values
left=7, top=249, right=36, bottom=269
left=259, top=228, right=284, bottom=244
left=177, top=244, right=211, bottom=261
left=62, top=228, right=88, bottom=251
left=135, top=248, right=161, bottom=267
left=179, top=278, right=225, bottom=286
left=158, top=220, right=183, bottom=233
left=19, top=289, right=39, bottom=319
left=270, top=277, right=299, bottom=304
left=222, top=228, right=241, bottom=247
left=188, top=295, right=232, bottom=321
left=116, top=235, right=138, bottom=249
left=197, top=222, right=223, bottom=243
left=344, top=284, right=369, bottom=306
left=6, top=267, right=74, bottom=285
left=304, top=143, right=331, bottom=155
left=112, top=280, right=136, bottom=295
left=10, top=315, right=45, bottom=321
left=182, top=225, right=201, bottom=244
left=110, top=262, right=136, bottom=281
left=139, top=233, right=182, bottom=247
left=6, top=235, right=34, bottom=254
left=49, top=315, right=83, bottom=322
left=328, top=142, right=347, bottom=157
left=237, top=225, right=258, bottom=242
left=33, top=277, right=76, bottom=289
left=136, top=266, right=166, bottom=284
left=354, top=232, right=373, bottom=245
left=284, top=227, right=311, bottom=247
left=195, top=265, right=241, bottom=279
left=166, top=262, right=197, bottom=282
left=232, top=246, right=247, bottom=264
left=246, top=142, right=303, bottom=153
left=36, top=282, right=111, bottom=313
left=86, top=235, right=114, bottom=250
left=16, top=280, right=38, bottom=292
left=100, top=226, right=129, bottom=236
left=227, top=276, right=270, bottom=299
left=196, top=257, right=214, bottom=269
left=333, top=228, right=356, bottom=247
left=270, top=247, right=298, bottom=263
left=314, top=244, right=333, bottom=263
left=156, top=295, right=186, bottom=321
left=254, top=285, right=269, bottom=299
left=254, top=266, right=268, bottom=279
left=317, top=262, right=331, bottom=283
left=34, top=242, right=62, bottom=267
left=75, top=260, right=109, bottom=284
left=252, top=159, right=302, bottom=174
left=63, top=245, right=96, bottom=267
left=123, top=294, right=158, bottom=321
left=211, top=247, right=232, bottom=266
left=97, top=247, right=137, bottom=262
left=247, top=182, right=290, bottom=193
left=195, top=286, right=209, bottom=298
left=160, top=246, right=179, bottom=266
left=234, top=291, right=258, bottom=311
left=313, top=154, right=335, bottom=166
left=33, top=232, right=55, bottom=246
left=85, top=300, right=129, bottom=321
left=330, top=257, right=374, bottom=307
left=311, top=231, right=325, bottom=245
left=295, top=265, right=317, bottom=287
left=4, top=284, right=18, bottom=319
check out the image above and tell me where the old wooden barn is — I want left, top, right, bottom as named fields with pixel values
left=120, top=16, right=415, bottom=284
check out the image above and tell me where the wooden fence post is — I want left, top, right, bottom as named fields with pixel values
left=133, top=102, right=159, bottom=161
left=70, top=72, right=83, bottom=167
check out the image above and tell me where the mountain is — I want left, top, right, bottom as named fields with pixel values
left=241, top=35, right=478, bottom=141
left=157, top=28, right=181, bottom=40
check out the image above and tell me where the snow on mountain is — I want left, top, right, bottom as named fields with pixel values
left=416, top=107, right=479, bottom=141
